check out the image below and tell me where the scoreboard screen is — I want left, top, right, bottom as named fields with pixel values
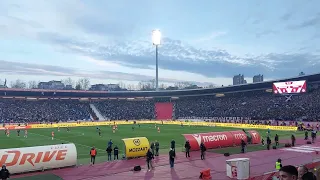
left=272, top=80, right=307, bottom=94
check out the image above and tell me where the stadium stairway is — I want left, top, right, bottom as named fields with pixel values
left=89, top=104, right=105, bottom=121
left=155, top=102, right=173, bottom=120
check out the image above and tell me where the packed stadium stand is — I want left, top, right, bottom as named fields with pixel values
left=0, top=100, right=91, bottom=123
left=174, top=88, right=320, bottom=121
left=0, top=73, right=320, bottom=123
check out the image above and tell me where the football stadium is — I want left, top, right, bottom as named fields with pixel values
left=1, top=74, right=320, bottom=180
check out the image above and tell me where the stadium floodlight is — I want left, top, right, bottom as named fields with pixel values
left=152, top=30, right=161, bottom=45
left=152, top=30, right=161, bottom=91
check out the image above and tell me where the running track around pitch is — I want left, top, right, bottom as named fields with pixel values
left=13, top=138, right=320, bottom=180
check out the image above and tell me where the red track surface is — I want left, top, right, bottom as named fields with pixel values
left=13, top=138, right=320, bottom=180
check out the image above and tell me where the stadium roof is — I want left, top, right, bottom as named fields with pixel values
left=0, top=73, right=319, bottom=98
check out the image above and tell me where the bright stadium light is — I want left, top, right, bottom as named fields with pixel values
left=152, top=30, right=161, bottom=45
left=152, top=29, right=161, bottom=91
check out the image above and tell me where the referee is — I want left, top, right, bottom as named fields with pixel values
left=90, top=146, right=97, bottom=166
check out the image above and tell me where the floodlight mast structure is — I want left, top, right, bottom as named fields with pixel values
left=152, top=30, right=161, bottom=91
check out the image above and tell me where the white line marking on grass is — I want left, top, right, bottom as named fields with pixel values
left=29, top=132, right=106, bottom=152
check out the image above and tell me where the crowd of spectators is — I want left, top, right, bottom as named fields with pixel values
left=0, top=88, right=320, bottom=122
left=175, top=88, right=320, bottom=121
left=0, top=100, right=91, bottom=123
left=94, top=101, right=154, bottom=120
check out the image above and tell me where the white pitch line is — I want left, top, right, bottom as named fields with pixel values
left=29, top=132, right=106, bottom=152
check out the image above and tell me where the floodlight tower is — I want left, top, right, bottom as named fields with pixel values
left=152, top=30, right=161, bottom=91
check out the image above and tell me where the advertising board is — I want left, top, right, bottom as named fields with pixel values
left=230, top=131, right=248, bottom=146
left=27, top=120, right=297, bottom=131
left=0, top=125, right=31, bottom=130
left=248, top=130, right=261, bottom=144
left=213, top=123, right=298, bottom=131
left=0, top=144, right=77, bottom=174
left=273, top=80, right=307, bottom=94
left=29, top=121, right=131, bottom=129
left=183, top=130, right=261, bottom=151
left=122, top=137, right=150, bottom=158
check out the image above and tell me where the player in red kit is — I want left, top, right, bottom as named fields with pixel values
left=51, top=131, right=55, bottom=140
left=115, top=125, right=118, bottom=130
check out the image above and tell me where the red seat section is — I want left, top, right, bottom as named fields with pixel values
left=155, top=102, right=173, bottom=120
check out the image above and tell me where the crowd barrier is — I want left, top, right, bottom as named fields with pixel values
left=0, top=120, right=297, bottom=131
left=122, top=137, right=150, bottom=158
left=183, top=130, right=261, bottom=151
left=0, top=144, right=77, bottom=174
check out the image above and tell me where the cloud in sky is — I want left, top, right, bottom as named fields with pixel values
left=0, top=0, right=320, bottom=87
left=0, top=59, right=209, bottom=84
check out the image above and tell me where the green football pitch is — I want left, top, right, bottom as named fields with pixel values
left=0, top=124, right=304, bottom=166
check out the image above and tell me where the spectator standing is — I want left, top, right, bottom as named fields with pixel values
left=146, top=148, right=154, bottom=171
left=241, top=139, right=246, bottom=153
left=171, top=139, right=175, bottom=150
left=275, top=134, right=279, bottom=146
left=150, top=142, right=155, bottom=155
left=0, top=165, right=10, bottom=180
left=155, top=140, right=160, bottom=156
left=114, top=145, right=119, bottom=160
left=200, top=142, right=206, bottom=160
left=291, top=135, right=296, bottom=147
left=184, top=140, right=191, bottom=158
left=106, top=146, right=112, bottom=161
left=267, top=137, right=271, bottom=150
left=108, top=139, right=113, bottom=148
left=90, top=147, right=97, bottom=166
left=169, top=148, right=175, bottom=168
left=312, top=130, right=316, bottom=143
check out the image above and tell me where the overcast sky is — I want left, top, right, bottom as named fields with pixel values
left=1, top=0, right=320, bottom=87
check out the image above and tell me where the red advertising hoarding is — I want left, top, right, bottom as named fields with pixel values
left=248, top=130, right=261, bottom=144
left=183, top=130, right=261, bottom=151
left=230, top=130, right=248, bottom=146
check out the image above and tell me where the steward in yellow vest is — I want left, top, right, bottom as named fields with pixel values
left=275, top=159, right=282, bottom=170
